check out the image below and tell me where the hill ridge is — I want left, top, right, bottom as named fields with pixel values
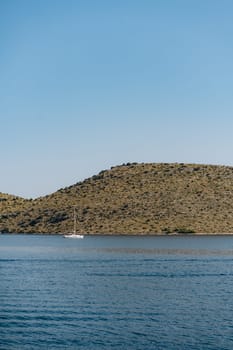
left=1, top=162, right=233, bottom=234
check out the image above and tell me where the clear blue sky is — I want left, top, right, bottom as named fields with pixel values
left=1, top=0, right=233, bottom=198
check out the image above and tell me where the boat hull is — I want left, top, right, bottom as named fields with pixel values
left=64, top=234, right=84, bottom=239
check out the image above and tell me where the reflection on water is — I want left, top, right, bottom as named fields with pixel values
left=1, top=234, right=233, bottom=258
left=92, top=247, right=233, bottom=256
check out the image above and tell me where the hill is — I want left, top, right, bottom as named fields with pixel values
left=1, top=162, right=233, bottom=234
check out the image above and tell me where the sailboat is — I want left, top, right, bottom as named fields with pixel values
left=64, top=208, right=84, bottom=239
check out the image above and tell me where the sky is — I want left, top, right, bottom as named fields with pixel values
left=1, top=0, right=233, bottom=198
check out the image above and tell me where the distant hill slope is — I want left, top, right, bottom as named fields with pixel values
left=1, top=162, right=233, bottom=234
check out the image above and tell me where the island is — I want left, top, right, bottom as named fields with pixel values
left=1, top=162, right=233, bottom=235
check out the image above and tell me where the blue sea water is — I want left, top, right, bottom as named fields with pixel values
left=1, top=234, right=233, bottom=349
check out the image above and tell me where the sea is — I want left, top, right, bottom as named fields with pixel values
left=1, top=234, right=233, bottom=349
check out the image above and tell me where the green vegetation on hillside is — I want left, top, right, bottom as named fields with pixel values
left=1, top=162, right=233, bottom=234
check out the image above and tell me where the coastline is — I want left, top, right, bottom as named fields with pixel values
left=2, top=232, right=233, bottom=236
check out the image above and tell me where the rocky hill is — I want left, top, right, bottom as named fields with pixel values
left=1, top=162, right=233, bottom=234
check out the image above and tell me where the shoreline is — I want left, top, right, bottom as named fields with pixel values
left=2, top=232, right=233, bottom=236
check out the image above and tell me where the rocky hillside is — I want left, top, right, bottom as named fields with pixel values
left=1, top=162, right=233, bottom=234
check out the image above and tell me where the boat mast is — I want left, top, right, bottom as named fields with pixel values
left=73, top=207, right=77, bottom=234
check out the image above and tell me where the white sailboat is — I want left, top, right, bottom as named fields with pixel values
left=64, top=208, right=84, bottom=239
